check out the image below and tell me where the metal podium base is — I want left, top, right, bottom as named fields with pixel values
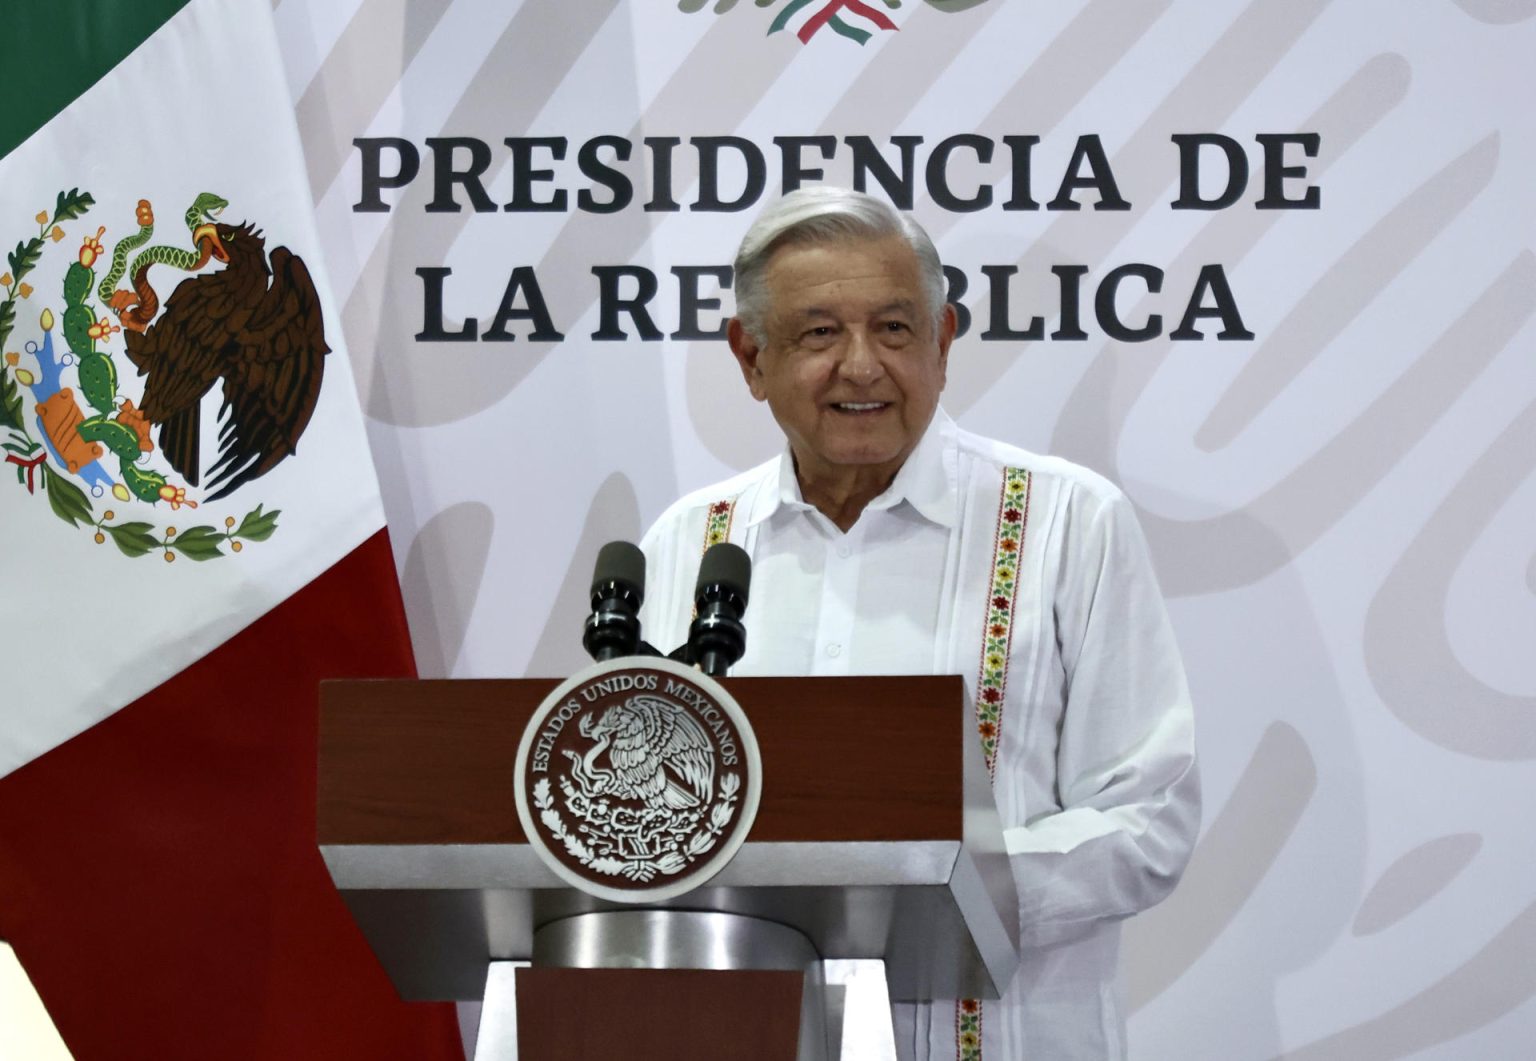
left=533, top=909, right=819, bottom=970
left=472, top=911, right=876, bottom=1061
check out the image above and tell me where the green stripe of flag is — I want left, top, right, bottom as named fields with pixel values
left=0, top=0, right=191, bottom=161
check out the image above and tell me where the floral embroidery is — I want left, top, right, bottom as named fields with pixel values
left=704, top=498, right=736, bottom=549
left=957, top=998, right=982, bottom=1061
left=975, top=467, right=1030, bottom=775
left=958, top=466, right=1031, bottom=1061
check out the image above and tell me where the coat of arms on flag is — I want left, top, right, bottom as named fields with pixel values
left=3, top=186, right=329, bottom=562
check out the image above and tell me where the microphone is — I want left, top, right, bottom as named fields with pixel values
left=582, top=541, right=646, bottom=662
left=688, top=542, right=751, bottom=677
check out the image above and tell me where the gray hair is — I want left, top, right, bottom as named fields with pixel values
left=732, top=187, right=946, bottom=344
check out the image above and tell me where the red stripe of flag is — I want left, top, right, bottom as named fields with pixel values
left=0, top=530, right=464, bottom=1061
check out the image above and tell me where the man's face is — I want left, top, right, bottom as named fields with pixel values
left=728, top=235, right=956, bottom=488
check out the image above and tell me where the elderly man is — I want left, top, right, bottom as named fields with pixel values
left=639, top=187, right=1199, bottom=1060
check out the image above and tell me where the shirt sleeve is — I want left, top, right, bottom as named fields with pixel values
left=1003, top=484, right=1201, bottom=949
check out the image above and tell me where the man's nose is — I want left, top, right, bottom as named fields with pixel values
left=837, top=329, right=885, bottom=384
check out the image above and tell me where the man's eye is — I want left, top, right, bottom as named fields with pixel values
left=884, top=321, right=909, bottom=332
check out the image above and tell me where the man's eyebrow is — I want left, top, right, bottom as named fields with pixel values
left=783, top=306, right=837, bottom=323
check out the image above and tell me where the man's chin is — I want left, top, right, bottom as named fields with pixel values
left=804, top=440, right=912, bottom=475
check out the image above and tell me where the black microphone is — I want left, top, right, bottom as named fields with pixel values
left=688, top=542, right=750, bottom=677
left=583, top=541, right=646, bottom=662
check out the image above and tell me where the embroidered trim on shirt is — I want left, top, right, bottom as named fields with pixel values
left=703, top=497, right=737, bottom=550
left=956, top=998, right=982, bottom=1061
left=976, top=467, right=1030, bottom=777
left=958, top=466, right=1031, bottom=1061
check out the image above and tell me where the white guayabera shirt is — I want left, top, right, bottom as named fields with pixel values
left=640, top=408, right=1200, bottom=1060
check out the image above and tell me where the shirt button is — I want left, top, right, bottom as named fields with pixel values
left=835, top=543, right=851, bottom=559
left=825, top=643, right=842, bottom=658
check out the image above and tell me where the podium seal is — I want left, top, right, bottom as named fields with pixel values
left=514, top=656, right=762, bottom=903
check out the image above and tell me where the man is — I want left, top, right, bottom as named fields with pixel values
left=639, top=187, right=1199, bottom=1059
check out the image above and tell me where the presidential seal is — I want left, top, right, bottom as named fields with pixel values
left=514, top=656, right=762, bottom=903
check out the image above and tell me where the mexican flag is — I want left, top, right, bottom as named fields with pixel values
left=0, top=3, right=464, bottom=1058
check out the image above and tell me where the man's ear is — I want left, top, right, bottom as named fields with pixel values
left=727, top=317, right=768, bottom=402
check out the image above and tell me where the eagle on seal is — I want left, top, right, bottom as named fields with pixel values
left=123, top=220, right=329, bottom=501
left=565, top=695, right=715, bottom=811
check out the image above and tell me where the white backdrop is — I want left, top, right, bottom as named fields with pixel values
left=274, top=1, right=1536, bottom=1056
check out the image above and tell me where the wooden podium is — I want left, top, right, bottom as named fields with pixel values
left=318, top=675, right=1019, bottom=1059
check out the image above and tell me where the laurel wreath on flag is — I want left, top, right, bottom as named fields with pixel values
left=2, top=190, right=279, bottom=561
left=676, top=0, right=992, bottom=46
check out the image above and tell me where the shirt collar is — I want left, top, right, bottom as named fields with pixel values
left=744, top=407, right=958, bottom=529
